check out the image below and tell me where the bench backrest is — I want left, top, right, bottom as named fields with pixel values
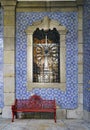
left=15, top=95, right=56, bottom=109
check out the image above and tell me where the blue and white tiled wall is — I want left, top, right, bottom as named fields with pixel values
left=16, top=12, right=78, bottom=109
left=0, top=1, right=89, bottom=112
left=83, top=0, right=90, bottom=112
left=0, top=8, right=4, bottom=108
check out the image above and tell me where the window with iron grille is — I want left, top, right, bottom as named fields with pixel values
left=33, top=28, right=60, bottom=83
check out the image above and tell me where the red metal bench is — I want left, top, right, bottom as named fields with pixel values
left=11, top=94, right=56, bottom=122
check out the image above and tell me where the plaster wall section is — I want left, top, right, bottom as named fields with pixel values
left=1, top=0, right=16, bottom=118
left=0, top=8, right=4, bottom=110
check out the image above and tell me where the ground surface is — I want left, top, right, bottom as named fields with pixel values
left=0, top=118, right=90, bottom=130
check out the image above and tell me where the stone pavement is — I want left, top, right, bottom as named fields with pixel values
left=0, top=118, right=90, bottom=130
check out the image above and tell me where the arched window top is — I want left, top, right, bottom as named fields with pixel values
left=26, top=16, right=67, bottom=35
left=33, top=28, right=60, bottom=43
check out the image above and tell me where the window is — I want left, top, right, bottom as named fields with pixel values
left=26, top=16, right=67, bottom=90
left=33, top=28, right=60, bottom=83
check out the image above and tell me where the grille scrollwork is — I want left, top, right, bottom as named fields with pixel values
left=33, top=28, right=60, bottom=83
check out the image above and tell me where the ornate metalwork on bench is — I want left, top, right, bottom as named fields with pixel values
left=11, top=95, right=56, bottom=122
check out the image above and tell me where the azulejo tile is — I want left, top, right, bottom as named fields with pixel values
left=83, top=0, right=90, bottom=112
left=16, top=12, right=78, bottom=109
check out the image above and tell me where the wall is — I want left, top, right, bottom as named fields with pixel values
left=0, top=8, right=4, bottom=109
left=0, top=0, right=83, bottom=119
left=16, top=12, right=78, bottom=110
left=83, top=0, right=90, bottom=119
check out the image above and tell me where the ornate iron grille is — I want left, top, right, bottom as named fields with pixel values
left=33, top=28, right=60, bottom=83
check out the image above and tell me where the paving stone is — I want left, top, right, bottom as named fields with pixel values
left=0, top=118, right=90, bottom=130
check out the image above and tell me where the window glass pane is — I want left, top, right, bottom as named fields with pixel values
left=33, top=28, right=60, bottom=83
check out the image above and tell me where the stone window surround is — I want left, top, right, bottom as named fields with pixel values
left=26, top=16, right=67, bottom=91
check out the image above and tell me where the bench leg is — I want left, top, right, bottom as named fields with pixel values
left=12, top=111, right=15, bottom=122
left=54, top=110, right=56, bottom=123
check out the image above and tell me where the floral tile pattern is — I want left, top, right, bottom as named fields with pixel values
left=83, top=0, right=90, bottom=112
left=16, top=12, right=78, bottom=109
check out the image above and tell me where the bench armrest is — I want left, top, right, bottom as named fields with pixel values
left=11, top=105, right=16, bottom=111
